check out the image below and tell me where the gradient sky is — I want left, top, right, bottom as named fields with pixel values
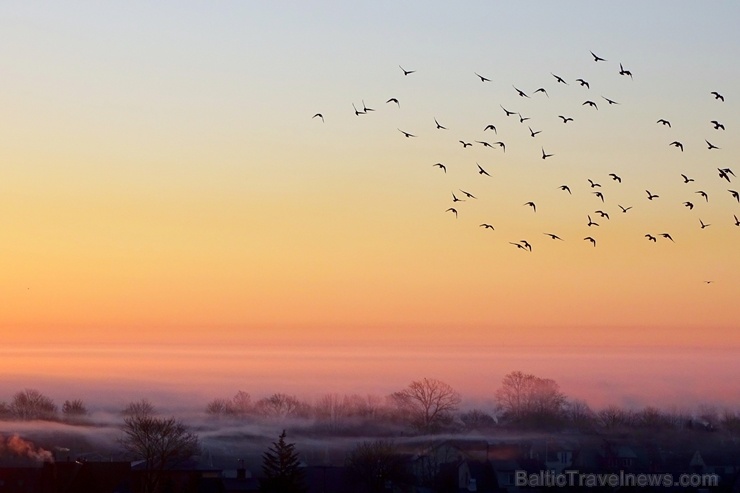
left=1, top=2, right=738, bottom=407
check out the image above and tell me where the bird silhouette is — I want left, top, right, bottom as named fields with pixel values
left=711, top=91, right=724, bottom=101
left=587, top=215, right=599, bottom=227
left=699, top=219, right=710, bottom=229
left=433, top=163, right=446, bottom=173
left=480, top=223, right=495, bottom=229
left=534, top=87, right=549, bottom=97
left=584, top=236, right=597, bottom=247
left=590, top=51, right=607, bottom=62
left=729, top=190, right=739, bottom=202
left=657, top=119, right=671, bottom=127
left=734, top=215, right=740, bottom=226
left=475, top=72, right=491, bottom=82
left=446, top=208, right=457, bottom=218
left=494, top=141, right=506, bottom=152
left=541, top=147, right=553, bottom=159
left=524, top=202, right=536, bottom=212
left=646, top=190, right=659, bottom=200
left=645, top=234, right=657, bottom=242
left=501, top=105, right=516, bottom=117
left=551, top=73, right=567, bottom=84
left=576, top=78, right=590, bottom=88
left=618, top=205, right=632, bottom=213
left=352, top=103, right=365, bottom=116
left=544, top=233, right=564, bottom=240
left=398, top=129, right=416, bottom=138
left=583, top=100, right=598, bottom=109
left=718, top=169, right=731, bottom=182
left=588, top=179, right=601, bottom=188
left=683, top=201, right=694, bottom=210
left=602, top=96, right=619, bottom=105
left=434, top=118, right=447, bottom=130
left=609, top=173, right=622, bottom=183
left=451, top=192, right=465, bottom=203
left=459, top=140, right=472, bottom=148
left=681, top=174, right=694, bottom=183
left=386, top=98, right=400, bottom=107
left=559, top=115, right=574, bottom=123
left=518, top=113, right=530, bottom=123
left=476, top=140, right=493, bottom=148
left=477, top=163, right=491, bottom=176
left=484, top=124, right=497, bottom=133
left=520, top=240, right=532, bottom=251
left=399, top=65, right=415, bottom=76
left=711, top=120, right=725, bottom=130
left=595, top=210, right=609, bottom=219
left=362, top=100, right=374, bottom=112
left=513, top=86, right=530, bottom=98
left=660, top=233, right=675, bottom=242
left=312, top=113, right=324, bottom=122
left=593, top=191, right=605, bottom=202
left=669, top=141, right=684, bottom=151
left=705, top=140, right=720, bottom=150
left=509, top=241, right=528, bottom=251
left=696, top=190, right=708, bottom=202
left=529, top=127, right=542, bottom=138
left=460, top=189, right=476, bottom=199
left=619, top=63, right=633, bottom=79
left=559, top=185, right=572, bottom=194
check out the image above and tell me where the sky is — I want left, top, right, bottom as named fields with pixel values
left=0, top=2, right=738, bottom=408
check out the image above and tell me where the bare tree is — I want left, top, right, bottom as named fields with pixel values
left=205, top=398, right=234, bottom=417
left=635, top=406, right=673, bottom=431
left=120, top=409, right=199, bottom=493
left=122, top=398, right=155, bottom=418
left=231, top=390, right=252, bottom=417
left=351, top=394, right=385, bottom=420
left=494, top=371, right=566, bottom=427
left=10, top=389, right=57, bottom=421
left=392, top=378, right=461, bottom=432
left=255, top=393, right=309, bottom=419
left=0, top=402, right=11, bottom=419
left=62, top=399, right=89, bottom=423
left=314, top=393, right=349, bottom=429
left=564, top=399, right=596, bottom=431
left=597, top=405, right=635, bottom=429
left=495, top=371, right=531, bottom=421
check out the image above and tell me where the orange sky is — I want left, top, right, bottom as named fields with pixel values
left=0, top=3, right=738, bottom=408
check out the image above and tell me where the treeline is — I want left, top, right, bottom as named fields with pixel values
left=203, top=372, right=740, bottom=435
left=0, top=389, right=88, bottom=423
left=3, top=372, right=740, bottom=436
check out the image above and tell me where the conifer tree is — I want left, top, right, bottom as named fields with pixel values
left=260, top=429, right=306, bottom=493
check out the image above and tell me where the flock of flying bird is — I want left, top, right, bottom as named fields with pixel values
left=312, top=51, right=738, bottom=255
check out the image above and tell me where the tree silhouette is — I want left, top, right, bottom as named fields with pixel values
left=119, top=403, right=199, bottom=493
left=391, top=378, right=461, bottom=432
left=495, top=371, right=565, bottom=427
left=62, top=399, right=88, bottom=424
left=10, top=389, right=57, bottom=421
left=260, top=429, right=306, bottom=493
left=255, top=393, right=308, bottom=418
left=122, top=398, right=155, bottom=418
